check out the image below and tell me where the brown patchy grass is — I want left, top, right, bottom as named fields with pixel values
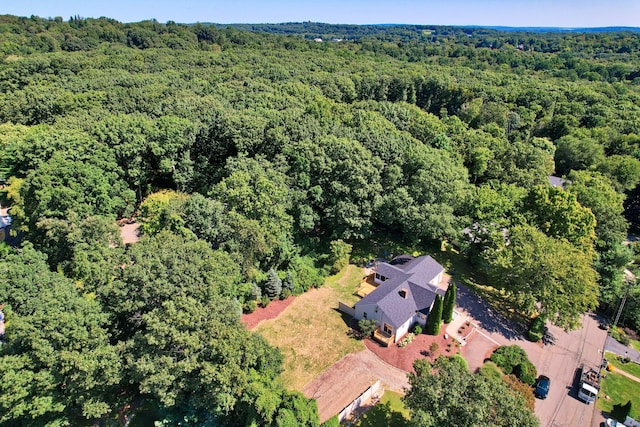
left=255, top=265, right=366, bottom=391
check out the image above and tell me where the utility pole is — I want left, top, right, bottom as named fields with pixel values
left=612, top=275, right=635, bottom=328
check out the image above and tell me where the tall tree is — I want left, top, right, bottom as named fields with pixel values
left=523, top=184, right=596, bottom=250
left=566, top=170, right=628, bottom=249
left=487, top=225, right=598, bottom=329
left=442, top=282, right=456, bottom=324
left=0, top=246, right=122, bottom=425
left=425, top=294, right=443, bottom=335
left=404, top=356, right=538, bottom=427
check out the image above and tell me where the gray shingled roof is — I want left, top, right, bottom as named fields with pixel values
left=356, top=255, right=445, bottom=329
left=549, top=175, right=568, bottom=188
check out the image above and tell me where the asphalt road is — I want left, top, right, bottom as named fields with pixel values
left=534, top=313, right=607, bottom=427
left=604, top=335, right=640, bottom=363
left=455, top=283, right=608, bottom=427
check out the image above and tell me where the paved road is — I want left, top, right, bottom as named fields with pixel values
left=604, top=336, right=640, bottom=363
left=455, top=282, right=608, bottom=427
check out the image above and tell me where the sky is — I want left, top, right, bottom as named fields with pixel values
left=2, top=0, right=640, bottom=28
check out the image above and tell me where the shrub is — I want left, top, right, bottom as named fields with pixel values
left=514, top=360, right=537, bottom=385
left=399, top=333, right=415, bottom=348
left=413, top=324, right=423, bottom=335
left=490, top=345, right=528, bottom=375
left=527, top=316, right=545, bottom=342
left=610, top=326, right=631, bottom=346
left=358, top=319, right=378, bottom=338
left=451, top=354, right=469, bottom=370
left=503, top=374, right=536, bottom=411
left=243, top=300, right=258, bottom=313
left=280, top=287, right=292, bottom=299
left=479, top=361, right=503, bottom=383
left=328, top=239, right=352, bottom=274
left=293, top=256, right=325, bottom=291
left=429, top=342, right=440, bottom=356
left=260, top=295, right=271, bottom=308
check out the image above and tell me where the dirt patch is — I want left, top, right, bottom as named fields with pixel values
left=119, top=222, right=141, bottom=244
left=241, top=296, right=296, bottom=330
left=364, top=330, right=461, bottom=373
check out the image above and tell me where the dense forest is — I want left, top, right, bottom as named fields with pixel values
left=0, top=14, right=639, bottom=426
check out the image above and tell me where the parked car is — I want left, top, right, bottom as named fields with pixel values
left=606, top=418, right=627, bottom=427
left=534, top=375, right=550, bottom=399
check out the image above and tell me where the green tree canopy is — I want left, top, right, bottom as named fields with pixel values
left=0, top=246, right=122, bottom=425
left=404, top=356, right=538, bottom=427
left=487, top=225, right=598, bottom=329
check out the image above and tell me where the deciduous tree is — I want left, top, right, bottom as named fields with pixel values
left=404, top=356, right=538, bottom=427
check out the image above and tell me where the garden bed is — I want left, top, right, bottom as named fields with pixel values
left=364, top=330, right=460, bottom=372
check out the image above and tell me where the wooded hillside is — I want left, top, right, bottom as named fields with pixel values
left=0, top=15, right=639, bottom=425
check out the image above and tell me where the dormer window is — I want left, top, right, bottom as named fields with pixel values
left=399, top=288, right=408, bottom=299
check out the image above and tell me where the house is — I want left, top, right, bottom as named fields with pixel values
left=354, top=255, right=445, bottom=345
left=548, top=175, right=568, bottom=189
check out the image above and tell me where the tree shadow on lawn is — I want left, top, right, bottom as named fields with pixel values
left=356, top=401, right=410, bottom=427
left=455, top=281, right=526, bottom=341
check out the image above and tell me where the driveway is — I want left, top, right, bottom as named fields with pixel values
left=455, top=282, right=608, bottom=427
left=604, top=336, right=640, bottom=363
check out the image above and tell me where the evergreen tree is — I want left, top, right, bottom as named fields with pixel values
left=442, top=282, right=456, bottom=323
left=265, top=268, right=282, bottom=299
left=425, top=294, right=444, bottom=335
left=284, top=271, right=295, bottom=293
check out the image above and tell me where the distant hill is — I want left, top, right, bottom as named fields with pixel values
left=468, top=26, right=640, bottom=33
left=205, top=22, right=640, bottom=42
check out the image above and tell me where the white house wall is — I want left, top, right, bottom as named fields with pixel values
left=429, top=271, right=444, bottom=287
left=354, top=303, right=382, bottom=324
left=395, top=317, right=414, bottom=342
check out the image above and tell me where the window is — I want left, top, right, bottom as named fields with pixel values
left=383, top=323, right=393, bottom=335
left=375, top=273, right=380, bottom=280
left=363, top=312, right=367, bottom=319
left=380, top=275, right=387, bottom=282
left=399, top=288, right=408, bottom=298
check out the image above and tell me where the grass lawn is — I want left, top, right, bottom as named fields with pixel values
left=631, top=339, right=640, bottom=352
left=326, top=263, right=368, bottom=306
left=255, top=264, right=366, bottom=391
left=605, top=351, right=640, bottom=379
left=597, top=371, right=640, bottom=419
left=355, top=391, right=410, bottom=427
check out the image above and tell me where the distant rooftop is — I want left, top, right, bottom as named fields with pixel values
left=549, top=175, right=568, bottom=188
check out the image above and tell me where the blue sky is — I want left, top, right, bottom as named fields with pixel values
left=3, top=0, right=639, bottom=27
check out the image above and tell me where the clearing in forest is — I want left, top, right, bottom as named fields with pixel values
left=255, top=264, right=366, bottom=391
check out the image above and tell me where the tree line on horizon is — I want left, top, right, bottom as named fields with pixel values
left=0, top=15, right=638, bottom=425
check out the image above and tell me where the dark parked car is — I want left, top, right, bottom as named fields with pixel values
left=535, top=375, right=550, bottom=399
